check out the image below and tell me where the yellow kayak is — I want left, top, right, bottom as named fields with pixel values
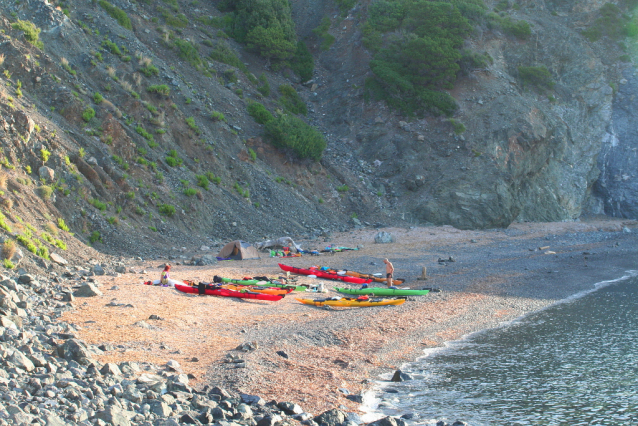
left=295, top=297, right=405, bottom=307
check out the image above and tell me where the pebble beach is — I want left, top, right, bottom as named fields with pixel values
left=0, top=218, right=636, bottom=425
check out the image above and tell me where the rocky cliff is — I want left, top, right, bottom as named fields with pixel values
left=0, top=0, right=635, bottom=264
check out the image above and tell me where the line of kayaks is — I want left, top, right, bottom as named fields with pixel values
left=145, top=264, right=435, bottom=306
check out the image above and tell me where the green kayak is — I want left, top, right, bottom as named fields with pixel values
left=214, top=276, right=308, bottom=292
left=335, top=287, right=431, bottom=296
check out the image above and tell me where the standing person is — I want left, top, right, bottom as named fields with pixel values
left=384, top=258, right=394, bottom=287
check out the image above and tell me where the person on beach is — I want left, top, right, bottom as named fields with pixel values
left=160, top=264, right=171, bottom=286
left=384, top=258, right=394, bottom=287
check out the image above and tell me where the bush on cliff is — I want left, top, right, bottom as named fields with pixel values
left=264, top=113, right=326, bottom=161
left=362, top=0, right=478, bottom=117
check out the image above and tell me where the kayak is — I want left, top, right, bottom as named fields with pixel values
left=221, top=284, right=292, bottom=296
left=335, top=287, right=431, bottom=296
left=319, top=268, right=405, bottom=285
left=295, top=297, right=405, bottom=307
left=174, top=283, right=284, bottom=301
left=278, top=264, right=372, bottom=284
left=214, top=276, right=308, bottom=292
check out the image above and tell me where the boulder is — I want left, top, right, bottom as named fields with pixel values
left=73, top=283, right=102, bottom=297
left=95, top=406, right=132, bottom=426
left=50, top=253, right=68, bottom=265
left=314, top=409, right=347, bottom=426
left=38, top=166, right=55, bottom=183
left=374, top=232, right=396, bottom=244
left=58, top=339, right=94, bottom=365
left=100, top=363, right=122, bottom=376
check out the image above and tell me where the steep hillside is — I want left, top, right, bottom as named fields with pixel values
left=0, top=0, right=636, bottom=269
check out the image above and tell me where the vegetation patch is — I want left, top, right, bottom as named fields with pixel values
left=158, top=204, right=176, bottom=217
left=518, top=66, right=555, bottom=93
left=247, top=102, right=274, bottom=124
left=278, top=84, right=307, bottom=115
left=99, top=0, right=132, bottom=30
left=147, top=85, right=170, bottom=96
left=220, top=0, right=297, bottom=62
left=11, top=20, right=43, bottom=49
left=264, top=113, right=326, bottom=161
left=362, top=0, right=487, bottom=117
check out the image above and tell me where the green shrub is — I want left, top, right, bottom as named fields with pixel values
left=196, top=174, right=210, bottom=190
left=3, top=258, right=14, bottom=269
left=257, top=73, right=271, bottom=97
left=183, top=188, right=197, bottom=196
left=16, top=235, right=37, bottom=254
left=278, top=84, right=307, bottom=115
left=361, top=0, right=476, bottom=117
left=107, top=216, right=119, bottom=225
left=247, top=102, right=274, bottom=124
left=158, top=203, right=176, bottom=216
left=54, top=239, right=67, bottom=250
left=93, top=92, right=104, bottom=104
left=11, top=20, right=43, bottom=49
left=228, top=0, right=297, bottom=61
left=90, top=198, right=107, bottom=211
left=57, top=218, right=70, bottom=232
left=185, top=117, right=201, bottom=134
left=248, top=148, right=257, bottom=162
left=264, top=114, right=326, bottom=161
left=37, top=185, right=53, bottom=199
left=40, top=148, right=51, bottom=163
left=174, top=39, right=202, bottom=68
left=211, top=111, right=227, bottom=122
left=147, top=84, right=170, bottom=96
left=140, top=64, right=159, bottom=77
left=313, top=16, right=335, bottom=51
left=581, top=3, right=632, bottom=42
left=518, top=66, right=555, bottom=93
left=99, top=0, right=132, bottom=30
left=290, top=40, right=314, bottom=82
left=89, top=231, right=102, bottom=244
left=449, top=118, right=466, bottom=134
left=82, top=107, right=96, bottom=122
left=205, top=172, right=222, bottom=185
left=336, top=185, right=349, bottom=193
left=136, top=125, right=155, bottom=143
left=102, top=39, right=122, bottom=56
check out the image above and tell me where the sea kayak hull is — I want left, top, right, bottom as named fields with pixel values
left=295, top=297, right=405, bottom=307
left=335, top=287, right=430, bottom=296
left=174, top=283, right=283, bottom=301
left=279, top=264, right=372, bottom=284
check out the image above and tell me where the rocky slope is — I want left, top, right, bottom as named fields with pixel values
left=0, top=0, right=635, bottom=268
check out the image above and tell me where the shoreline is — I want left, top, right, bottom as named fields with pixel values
left=60, top=218, right=638, bottom=418
left=358, top=268, right=638, bottom=422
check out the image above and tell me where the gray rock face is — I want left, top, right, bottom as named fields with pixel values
left=594, top=67, right=638, bottom=219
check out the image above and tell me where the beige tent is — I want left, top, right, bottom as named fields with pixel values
left=217, top=240, right=260, bottom=260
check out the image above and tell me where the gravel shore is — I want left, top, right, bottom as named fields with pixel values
left=58, top=218, right=638, bottom=423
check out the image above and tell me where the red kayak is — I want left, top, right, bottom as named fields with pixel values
left=174, top=283, right=284, bottom=301
left=278, top=264, right=372, bottom=284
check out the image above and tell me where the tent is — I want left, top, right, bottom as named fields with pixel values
left=217, top=240, right=261, bottom=260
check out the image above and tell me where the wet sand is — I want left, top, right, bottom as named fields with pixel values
left=60, top=218, right=638, bottom=415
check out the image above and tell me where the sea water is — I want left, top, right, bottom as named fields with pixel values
left=365, top=272, right=638, bottom=426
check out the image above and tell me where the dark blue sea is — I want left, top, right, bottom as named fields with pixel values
left=363, top=272, right=638, bottom=426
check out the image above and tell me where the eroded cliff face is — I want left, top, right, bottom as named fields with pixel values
left=307, top=0, right=634, bottom=228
